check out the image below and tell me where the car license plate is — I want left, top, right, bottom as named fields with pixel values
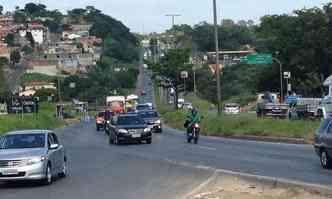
left=132, top=134, right=141, bottom=138
left=2, top=169, right=18, bottom=175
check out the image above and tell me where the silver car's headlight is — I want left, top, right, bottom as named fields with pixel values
left=27, top=156, right=46, bottom=165
left=118, top=129, right=128, bottom=134
left=144, top=128, right=151, bottom=133
left=155, top=120, right=161, bottom=124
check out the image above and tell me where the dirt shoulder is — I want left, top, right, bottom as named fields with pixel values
left=187, top=175, right=330, bottom=199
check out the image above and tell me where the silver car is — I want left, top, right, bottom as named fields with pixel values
left=0, top=130, right=67, bottom=185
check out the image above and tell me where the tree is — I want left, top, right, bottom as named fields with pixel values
left=24, top=3, right=46, bottom=16
left=22, top=45, right=34, bottom=55
left=152, top=49, right=192, bottom=109
left=0, top=58, right=9, bottom=96
left=4, top=33, right=14, bottom=46
left=0, top=5, right=3, bottom=15
left=13, top=10, right=27, bottom=23
left=255, top=5, right=332, bottom=96
left=10, top=50, right=21, bottom=64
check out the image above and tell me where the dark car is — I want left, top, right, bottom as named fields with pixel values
left=139, top=110, right=162, bottom=133
left=313, top=117, right=332, bottom=169
left=107, top=114, right=152, bottom=145
left=141, top=90, right=147, bottom=96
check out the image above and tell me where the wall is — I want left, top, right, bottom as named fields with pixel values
left=31, top=29, right=44, bottom=44
left=27, top=65, right=58, bottom=76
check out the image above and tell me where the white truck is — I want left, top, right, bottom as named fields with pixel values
left=317, top=75, right=332, bottom=119
left=106, top=96, right=126, bottom=114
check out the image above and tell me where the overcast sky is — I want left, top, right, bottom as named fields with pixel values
left=2, top=0, right=332, bottom=33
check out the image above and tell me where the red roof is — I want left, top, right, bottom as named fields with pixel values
left=24, top=80, right=53, bottom=86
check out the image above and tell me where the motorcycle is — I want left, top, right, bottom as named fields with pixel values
left=187, top=123, right=200, bottom=144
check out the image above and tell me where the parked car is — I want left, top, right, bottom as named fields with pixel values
left=314, top=117, right=332, bottom=169
left=224, top=103, right=240, bottom=114
left=95, top=111, right=106, bottom=131
left=139, top=110, right=162, bottom=133
left=0, top=130, right=67, bottom=185
left=177, top=98, right=185, bottom=109
left=183, top=102, right=193, bottom=110
left=136, top=104, right=152, bottom=112
left=107, top=114, right=152, bottom=144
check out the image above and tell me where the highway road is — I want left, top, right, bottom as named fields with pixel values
left=1, top=69, right=332, bottom=199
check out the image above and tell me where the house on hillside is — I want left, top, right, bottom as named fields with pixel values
left=0, top=15, right=14, bottom=26
left=25, top=59, right=58, bottom=76
left=62, top=24, right=92, bottom=40
left=0, top=43, right=10, bottom=60
left=78, top=36, right=102, bottom=53
left=0, top=25, right=11, bottom=42
left=17, top=22, right=48, bottom=45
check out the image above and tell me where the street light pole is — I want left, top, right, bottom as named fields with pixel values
left=273, top=58, right=284, bottom=103
left=165, top=14, right=181, bottom=27
left=213, top=0, right=222, bottom=115
left=193, top=66, right=197, bottom=95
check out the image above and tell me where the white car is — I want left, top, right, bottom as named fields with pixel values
left=0, top=130, right=67, bottom=185
left=224, top=103, right=240, bottom=114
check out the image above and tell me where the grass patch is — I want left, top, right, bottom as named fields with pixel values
left=157, top=90, right=320, bottom=141
left=21, top=73, right=56, bottom=84
left=0, top=103, right=65, bottom=135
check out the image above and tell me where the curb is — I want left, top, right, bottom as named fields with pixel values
left=160, top=158, right=332, bottom=198
left=180, top=166, right=332, bottom=199
left=213, top=169, right=332, bottom=197
left=222, top=134, right=309, bottom=145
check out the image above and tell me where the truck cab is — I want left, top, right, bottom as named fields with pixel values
left=318, top=76, right=332, bottom=118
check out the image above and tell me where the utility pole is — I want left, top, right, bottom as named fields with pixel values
left=273, top=57, right=284, bottom=103
left=213, top=0, right=222, bottom=116
left=57, top=75, right=62, bottom=103
left=166, top=14, right=181, bottom=49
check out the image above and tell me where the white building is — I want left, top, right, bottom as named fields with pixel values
left=17, top=23, right=48, bottom=45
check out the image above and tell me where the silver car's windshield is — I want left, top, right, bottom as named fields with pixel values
left=0, top=134, right=45, bottom=149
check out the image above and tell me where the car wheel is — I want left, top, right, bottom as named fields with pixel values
left=59, top=158, right=67, bottom=178
left=146, top=138, right=152, bottom=144
left=187, top=138, right=191, bottom=143
left=96, top=125, right=100, bottom=131
left=321, top=150, right=332, bottom=169
left=194, top=137, right=198, bottom=144
left=42, top=163, right=52, bottom=185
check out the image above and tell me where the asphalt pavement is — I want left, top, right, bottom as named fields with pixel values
left=1, top=69, right=332, bottom=199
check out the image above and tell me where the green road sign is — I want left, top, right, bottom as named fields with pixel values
left=240, top=54, right=273, bottom=65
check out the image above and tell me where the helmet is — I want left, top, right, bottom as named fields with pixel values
left=191, top=107, right=198, bottom=114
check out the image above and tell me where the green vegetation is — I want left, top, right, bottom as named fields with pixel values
left=0, top=58, right=9, bottom=97
left=21, top=73, right=55, bottom=84
left=4, top=34, right=15, bottom=47
left=156, top=90, right=320, bottom=142
left=155, top=3, right=332, bottom=106
left=151, top=49, right=193, bottom=109
left=0, top=103, right=65, bottom=135
left=10, top=50, right=21, bottom=64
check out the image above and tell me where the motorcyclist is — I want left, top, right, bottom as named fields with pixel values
left=185, top=107, right=201, bottom=135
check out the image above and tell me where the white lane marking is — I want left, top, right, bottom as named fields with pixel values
left=197, top=145, right=217, bottom=151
